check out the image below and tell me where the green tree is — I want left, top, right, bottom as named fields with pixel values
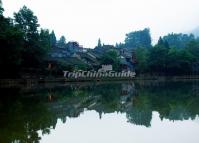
left=14, top=6, right=51, bottom=68
left=166, top=48, right=194, bottom=75
left=148, top=37, right=169, bottom=74
left=50, top=30, right=57, bottom=48
left=166, top=47, right=181, bottom=74
left=14, top=6, right=39, bottom=67
left=0, top=0, right=4, bottom=15
left=135, top=47, right=149, bottom=73
left=14, top=6, right=40, bottom=42
left=0, top=14, right=23, bottom=77
left=39, top=29, right=51, bottom=54
left=186, top=40, right=199, bottom=61
left=57, top=35, right=66, bottom=48
left=177, top=49, right=194, bottom=74
left=147, top=37, right=195, bottom=75
left=125, top=28, right=151, bottom=48
left=163, top=33, right=195, bottom=48
left=97, top=38, right=102, bottom=48
left=101, top=50, right=120, bottom=70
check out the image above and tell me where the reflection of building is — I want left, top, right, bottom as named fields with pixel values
left=120, top=83, right=135, bottom=105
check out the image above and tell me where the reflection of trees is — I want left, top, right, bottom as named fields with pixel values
left=126, top=94, right=152, bottom=127
left=135, top=81, right=199, bottom=121
left=168, top=106, right=190, bottom=121
left=1, top=81, right=199, bottom=142
left=126, top=108, right=152, bottom=127
left=0, top=88, right=56, bottom=143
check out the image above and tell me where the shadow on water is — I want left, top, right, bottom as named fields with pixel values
left=0, top=80, right=199, bottom=143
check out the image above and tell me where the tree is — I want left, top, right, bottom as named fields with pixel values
left=186, top=40, right=199, bottom=61
left=146, top=37, right=196, bottom=75
left=14, top=6, right=50, bottom=68
left=100, top=50, right=120, bottom=70
left=135, top=47, right=149, bottom=73
left=14, top=6, right=40, bottom=42
left=163, top=33, right=195, bottom=48
left=177, top=49, right=194, bottom=74
left=97, top=38, right=102, bottom=48
left=57, top=36, right=66, bottom=48
left=166, top=47, right=181, bottom=74
left=14, top=6, right=40, bottom=67
left=0, top=0, right=4, bottom=15
left=0, top=14, right=23, bottom=77
left=50, top=30, right=56, bottom=48
left=148, top=37, right=169, bottom=74
left=125, top=28, right=151, bottom=48
left=39, top=29, right=51, bottom=55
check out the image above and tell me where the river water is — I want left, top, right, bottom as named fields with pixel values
left=0, top=81, right=199, bottom=143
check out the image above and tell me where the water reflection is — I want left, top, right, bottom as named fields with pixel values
left=0, top=81, right=199, bottom=143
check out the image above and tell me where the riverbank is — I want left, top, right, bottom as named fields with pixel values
left=1, top=75, right=199, bottom=87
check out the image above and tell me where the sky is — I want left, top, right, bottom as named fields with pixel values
left=2, top=0, right=199, bottom=48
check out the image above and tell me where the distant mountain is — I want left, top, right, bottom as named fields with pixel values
left=189, top=27, right=199, bottom=38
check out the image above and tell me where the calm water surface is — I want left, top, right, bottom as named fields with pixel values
left=0, top=81, right=199, bottom=143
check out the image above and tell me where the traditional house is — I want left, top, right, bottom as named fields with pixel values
left=50, top=47, right=70, bottom=58
left=98, top=65, right=113, bottom=72
left=119, top=48, right=135, bottom=71
left=67, top=41, right=83, bottom=54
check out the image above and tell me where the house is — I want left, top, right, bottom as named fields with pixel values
left=78, top=52, right=100, bottom=67
left=49, top=41, right=84, bottom=59
left=49, top=47, right=70, bottom=58
left=67, top=41, right=83, bottom=54
left=98, top=65, right=113, bottom=72
left=94, top=44, right=119, bottom=56
left=118, top=48, right=137, bottom=71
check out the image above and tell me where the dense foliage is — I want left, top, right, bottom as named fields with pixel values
left=0, top=0, right=3, bottom=15
left=100, top=50, right=120, bottom=71
left=0, top=4, right=52, bottom=77
left=135, top=36, right=199, bottom=75
left=163, top=33, right=195, bottom=48
left=124, top=28, right=152, bottom=48
left=0, top=4, right=23, bottom=77
left=115, top=28, right=199, bottom=75
left=50, top=30, right=57, bottom=48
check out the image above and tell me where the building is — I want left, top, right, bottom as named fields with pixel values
left=50, top=47, right=70, bottom=58
left=67, top=41, right=83, bottom=54
left=119, top=48, right=136, bottom=71
left=98, top=65, right=113, bottom=72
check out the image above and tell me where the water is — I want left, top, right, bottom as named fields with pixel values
left=0, top=81, right=199, bottom=143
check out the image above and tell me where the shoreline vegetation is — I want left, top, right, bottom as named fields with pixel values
left=1, top=1, right=199, bottom=79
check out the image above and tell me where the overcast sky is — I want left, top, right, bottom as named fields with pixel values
left=2, top=0, right=199, bottom=48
